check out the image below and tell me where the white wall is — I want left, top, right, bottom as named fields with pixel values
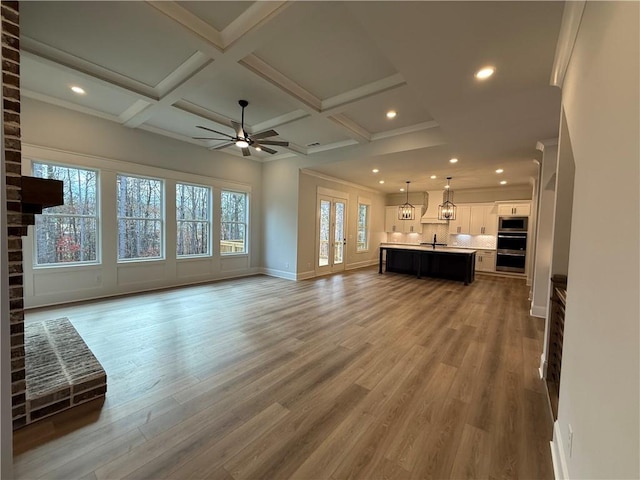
left=261, top=158, right=300, bottom=280
left=531, top=142, right=558, bottom=318
left=297, top=170, right=386, bottom=278
left=555, top=2, right=639, bottom=478
left=21, top=99, right=264, bottom=307
left=551, top=111, right=575, bottom=277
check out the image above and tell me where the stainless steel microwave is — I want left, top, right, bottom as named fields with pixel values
left=498, top=216, right=528, bottom=232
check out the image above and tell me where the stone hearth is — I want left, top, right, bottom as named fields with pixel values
left=25, top=318, right=107, bottom=422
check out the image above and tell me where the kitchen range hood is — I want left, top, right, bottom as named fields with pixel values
left=420, top=191, right=448, bottom=224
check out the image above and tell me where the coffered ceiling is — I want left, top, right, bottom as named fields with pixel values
left=19, top=1, right=564, bottom=193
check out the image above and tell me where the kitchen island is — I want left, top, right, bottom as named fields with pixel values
left=379, top=243, right=476, bottom=285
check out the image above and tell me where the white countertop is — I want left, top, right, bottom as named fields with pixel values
left=380, top=243, right=477, bottom=254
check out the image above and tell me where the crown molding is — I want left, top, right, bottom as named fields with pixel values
left=550, top=1, right=586, bottom=88
left=536, top=138, right=559, bottom=152
left=327, top=114, right=371, bottom=143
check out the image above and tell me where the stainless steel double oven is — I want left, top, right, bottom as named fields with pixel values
left=496, top=217, right=528, bottom=273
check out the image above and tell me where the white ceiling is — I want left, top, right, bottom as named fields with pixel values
left=19, top=1, right=564, bottom=193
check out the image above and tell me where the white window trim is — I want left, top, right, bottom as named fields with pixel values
left=176, top=182, right=213, bottom=259
left=116, top=173, right=165, bottom=262
left=357, top=196, right=372, bottom=253
left=220, top=190, right=249, bottom=256
left=31, top=161, right=101, bottom=268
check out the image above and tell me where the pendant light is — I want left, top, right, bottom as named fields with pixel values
left=438, top=176, right=457, bottom=220
left=398, top=181, right=415, bottom=220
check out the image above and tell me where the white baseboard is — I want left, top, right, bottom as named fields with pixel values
left=296, top=270, right=316, bottom=280
left=261, top=267, right=296, bottom=281
left=345, top=259, right=379, bottom=270
left=530, top=304, right=547, bottom=318
left=551, top=420, right=570, bottom=480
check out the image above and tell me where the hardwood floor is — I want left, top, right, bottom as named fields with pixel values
left=14, top=268, right=554, bottom=479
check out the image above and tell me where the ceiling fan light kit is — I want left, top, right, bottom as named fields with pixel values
left=194, top=100, right=289, bottom=157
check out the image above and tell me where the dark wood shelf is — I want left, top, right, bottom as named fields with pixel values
left=20, top=176, right=64, bottom=219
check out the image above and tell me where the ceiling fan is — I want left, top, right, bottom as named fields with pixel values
left=193, top=100, right=289, bottom=156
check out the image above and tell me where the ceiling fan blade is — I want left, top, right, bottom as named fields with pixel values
left=251, top=129, right=278, bottom=140
left=241, top=147, right=251, bottom=157
left=211, top=142, right=234, bottom=150
left=193, top=137, right=233, bottom=141
left=255, top=144, right=277, bottom=154
left=231, top=121, right=245, bottom=138
left=196, top=126, right=234, bottom=138
left=258, top=140, right=289, bottom=147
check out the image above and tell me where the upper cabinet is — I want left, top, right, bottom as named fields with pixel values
left=385, top=205, right=423, bottom=234
left=448, top=205, right=471, bottom=234
left=449, top=204, right=497, bottom=235
left=497, top=202, right=531, bottom=217
left=469, top=205, right=498, bottom=236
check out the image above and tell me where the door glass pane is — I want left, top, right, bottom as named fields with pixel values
left=319, top=200, right=330, bottom=267
left=334, top=201, right=345, bottom=265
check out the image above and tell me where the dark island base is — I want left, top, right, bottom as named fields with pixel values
left=379, top=247, right=476, bottom=285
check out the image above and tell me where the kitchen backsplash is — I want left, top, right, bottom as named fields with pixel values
left=449, top=233, right=497, bottom=249
left=385, top=223, right=497, bottom=249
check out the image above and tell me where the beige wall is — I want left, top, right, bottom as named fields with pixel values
left=297, top=170, right=386, bottom=277
left=261, top=158, right=300, bottom=279
left=21, top=99, right=264, bottom=307
left=556, top=2, right=639, bottom=478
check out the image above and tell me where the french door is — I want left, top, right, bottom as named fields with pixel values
left=316, top=194, right=347, bottom=275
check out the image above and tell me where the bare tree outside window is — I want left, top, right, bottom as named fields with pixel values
left=117, top=174, right=163, bottom=260
left=177, top=183, right=211, bottom=256
left=33, top=162, right=99, bottom=266
left=221, top=191, right=247, bottom=255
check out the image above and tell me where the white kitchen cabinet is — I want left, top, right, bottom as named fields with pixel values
left=448, top=205, right=471, bottom=234
left=385, top=205, right=423, bottom=234
left=497, top=203, right=531, bottom=217
left=470, top=205, right=498, bottom=236
left=475, top=250, right=496, bottom=272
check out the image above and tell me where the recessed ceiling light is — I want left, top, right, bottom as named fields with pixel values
left=400, top=188, right=405, bottom=192
left=449, top=158, right=458, bottom=164
left=444, top=184, right=450, bottom=189
left=430, top=175, right=437, bottom=179
left=255, top=146, right=262, bottom=151
left=379, top=180, right=385, bottom=184
left=372, top=168, right=379, bottom=173
left=70, top=86, right=86, bottom=95
left=500, top=180, right=507, bottom=185
left=496, top=168, right=504, bottom=174
left=386, top=110, right=397, bottom=119
left=475, top=67, right=495, bottom=79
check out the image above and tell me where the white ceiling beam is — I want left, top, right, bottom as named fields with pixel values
left=239, top=54, right=322, bottom=112
left=21, top=43, right=159, bottom=101
left=320, top=73, right=406, bottom=112
left=328, top=114, right=371, bottom=143
left=221, top=1, right=290, bottom=49
left=145, top=1, right=224, bottom=51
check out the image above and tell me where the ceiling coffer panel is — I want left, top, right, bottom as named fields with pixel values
left=181, top=66, right=302, bottom=126
left=176, top=1, right=255, bottom=32
left=253, top=2, right=398, bottom=99
left=21, top=1, right=201, bottom=88
left=339, top=85, right=435, bottom=134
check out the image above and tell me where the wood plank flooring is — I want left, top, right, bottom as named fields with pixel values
left=14, top=268, right=554, bottom=479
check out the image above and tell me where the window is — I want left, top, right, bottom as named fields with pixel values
left=357, top=201, right=370, bottom=252
left=117, top=174, right=163, bottom=260
left=220, top=190, right=247, bottom=255
left=33, top=162, right=99, bottom=266
left=176, top=183, right=211, bottom=257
